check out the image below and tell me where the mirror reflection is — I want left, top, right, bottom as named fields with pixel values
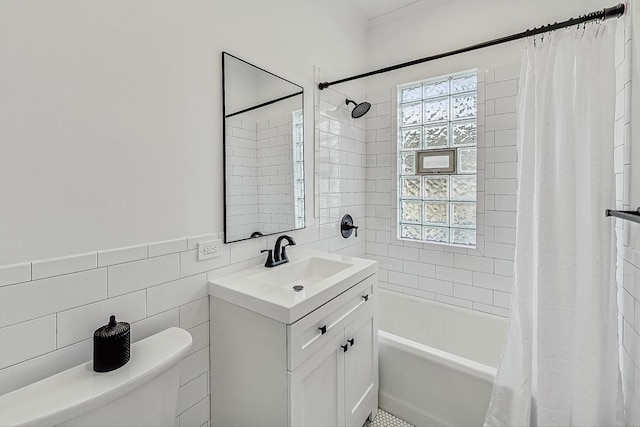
left=223, top=52, right=305, bottom=243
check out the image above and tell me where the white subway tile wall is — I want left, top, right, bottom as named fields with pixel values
left=147, top=274, right=208, bottom=317
left=614, top=15, right=640, bottom=426
left=315, top=84, right=368, bottom=258
left=32, top=252, right=97, bottom=280
left=0, top=237, right=221, bottom=425
left=98, top=244, right=148, bottom=267
left=56, top=291, right=147, bottom=347
left=0, top=263, right=31, bottom=288
left=256, top=115, right=296, bottom=236
left=0, top=268, right=108, bottom=328
left=226, top=113, right=298, bottom=242
left=148, top=238, right=189, bottom=258
left=366, top=65, right=518, bottom=317
left=0, top=316, right=56, bottom=370
left=225, top=119, right=260, bottom=241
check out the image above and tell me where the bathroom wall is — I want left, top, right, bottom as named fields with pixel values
left=3, top=0, right=638, bottom=424
left=0, top=219, right=367, bottom=426
left=631, top=0, right=640, bottom=257
left=361, top=0, right=640, bottom=422
left=315, top=84, right=368, bottom=257
left=360, top=0, right=624, bottom=317
left=0, top=237, right=216, bottom=426
left=0, top=1, right=369, bottom=425
left=0, top=0, right=368, bottom=265
left=616, top=5, right=640, bottom=425
left=0, top=79, right=367, bottom=415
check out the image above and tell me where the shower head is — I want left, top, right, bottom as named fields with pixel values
left=345, top=98, right=371, bottom=119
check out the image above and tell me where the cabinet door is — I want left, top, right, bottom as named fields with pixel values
left=289, top=332, right=346, bottom=427
left=344, top=304, right=378, bottom=427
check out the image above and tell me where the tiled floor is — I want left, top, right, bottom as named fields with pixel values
left=364, top=409, right=414, bottom=427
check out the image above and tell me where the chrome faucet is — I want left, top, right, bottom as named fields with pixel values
left=261, top=235, right=296, bottom=268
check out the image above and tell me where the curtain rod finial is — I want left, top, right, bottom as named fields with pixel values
left=604, top=3, right=625, bottom=18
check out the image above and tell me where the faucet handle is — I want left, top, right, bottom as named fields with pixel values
left=261, top=249, right=274, bottom=268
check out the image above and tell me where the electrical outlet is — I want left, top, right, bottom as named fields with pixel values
left=198, top=239, right=223, bottom=261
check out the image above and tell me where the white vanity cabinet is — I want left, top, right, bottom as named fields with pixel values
left=289, top=303, right=377, bottom=426
left=210, top=273, right=378, bottom=427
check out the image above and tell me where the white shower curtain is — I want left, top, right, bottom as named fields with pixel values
left=484, top=21, right=624, bottom=427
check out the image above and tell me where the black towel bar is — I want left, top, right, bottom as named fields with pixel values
left=605, top=208, right=640, bottom=224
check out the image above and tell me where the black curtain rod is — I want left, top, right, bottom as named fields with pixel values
left=318, top=3, right=625, bottom=90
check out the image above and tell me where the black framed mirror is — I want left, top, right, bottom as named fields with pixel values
left=222, top=52, right=305, bottom=243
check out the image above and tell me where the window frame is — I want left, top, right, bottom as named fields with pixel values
left=396, top=69, right=479, bottom=248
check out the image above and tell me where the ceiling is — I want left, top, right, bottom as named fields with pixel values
left=349, top=0, right=426, bottom=20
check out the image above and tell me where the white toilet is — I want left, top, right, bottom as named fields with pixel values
left=0, top=327, right=192, bottom=427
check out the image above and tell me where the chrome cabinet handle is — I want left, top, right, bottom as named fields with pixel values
left=341, top=344, right=349, bottom=352
left=319, top=325, right=327, bottom=335
left=362, top=294, right=369, bottom=302
left=348, top=338, right=354, bottom=347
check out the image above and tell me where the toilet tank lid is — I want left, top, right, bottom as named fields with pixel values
left=0, top=327, right=192, bottom=427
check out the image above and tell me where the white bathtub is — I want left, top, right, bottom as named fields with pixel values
left=377, top=289, right=509, bottom=427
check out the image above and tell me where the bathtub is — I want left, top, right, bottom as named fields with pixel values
left=377, top=289, right=509, bottom=427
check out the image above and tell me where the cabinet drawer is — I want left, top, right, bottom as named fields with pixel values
left=287, top=274, right=375, bottom=371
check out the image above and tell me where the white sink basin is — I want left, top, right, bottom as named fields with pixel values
left=251, top=256, right=352, bottom=289
left=208, top=249, right=377, bottom=324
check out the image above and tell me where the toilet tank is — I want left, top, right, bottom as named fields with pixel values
left=0, top=327, right=192, bottom=427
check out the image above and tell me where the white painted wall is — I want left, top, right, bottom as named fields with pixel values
left=0, top=0, right=368, bottom=265
left=364, top=0, right=617, bottom=88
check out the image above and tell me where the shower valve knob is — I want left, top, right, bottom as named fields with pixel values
left=341, top=214, right=359, bottom=239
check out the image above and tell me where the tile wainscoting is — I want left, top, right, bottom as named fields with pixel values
left=0, top=216, right=365, bottom=426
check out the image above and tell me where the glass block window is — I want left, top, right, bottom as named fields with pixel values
left=397, top=71, right=477, bottom=247
left=292, top=110, right=305, bottom=229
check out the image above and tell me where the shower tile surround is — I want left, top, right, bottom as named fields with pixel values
left=315, top=83, right=368, bottom=257
left=356, top=14, right=640, bottom=423
left=364, top=65, right=519, bottom=317
left=613, top=13, right=640, bottom=425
